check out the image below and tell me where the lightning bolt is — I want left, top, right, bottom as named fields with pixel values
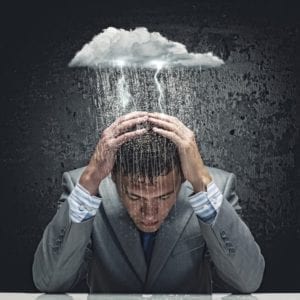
left=153, top=61, right=165, bottom=112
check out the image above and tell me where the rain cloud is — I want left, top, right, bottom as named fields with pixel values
left=69, top=27, right=224, bottom=68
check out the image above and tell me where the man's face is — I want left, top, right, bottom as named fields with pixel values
left=114, top=169, right=183, bottom=233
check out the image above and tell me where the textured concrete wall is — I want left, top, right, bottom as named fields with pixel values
left=0, top=0, right=299, bottom=292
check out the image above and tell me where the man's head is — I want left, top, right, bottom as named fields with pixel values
left=112, top=131, right=183, bottom=232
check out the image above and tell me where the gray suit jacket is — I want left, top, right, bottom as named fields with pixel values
left=32, top=166, right=265, bottom=294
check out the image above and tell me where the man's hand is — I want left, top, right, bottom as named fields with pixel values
left=148, top=112, right=212, bottom=192
left=79, top=111, right=149, bottom=195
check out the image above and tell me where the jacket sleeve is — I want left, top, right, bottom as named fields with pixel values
left=32, top=171, right=94, bottom=292
left=200, top=173, right=265, bottom=293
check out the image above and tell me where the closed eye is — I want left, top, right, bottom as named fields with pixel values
left=128, top=195, right=140, bottom=201
left=159, top=195, right=171, bottom=200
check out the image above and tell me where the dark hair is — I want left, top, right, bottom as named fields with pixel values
left=112, top=131, right=182, bottom=184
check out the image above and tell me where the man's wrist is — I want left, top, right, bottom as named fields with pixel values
left=79, top=164, right=105, bottom=196
left=68, top=183, right=102, bottom=223
left=189, top=180, right=222, bottom=224
left=190, top=168, right=212, bottom=193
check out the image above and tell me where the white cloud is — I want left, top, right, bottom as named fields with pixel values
left=69, top=27, right=224, bottom=68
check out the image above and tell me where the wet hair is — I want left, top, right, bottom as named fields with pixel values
left=112, top=130, right=182, bottom=184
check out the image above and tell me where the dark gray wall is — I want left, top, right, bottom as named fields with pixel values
left=0, top=0, right=299, bottom=292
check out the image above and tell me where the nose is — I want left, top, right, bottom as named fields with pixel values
left=141, top=200, right=158, bottom=221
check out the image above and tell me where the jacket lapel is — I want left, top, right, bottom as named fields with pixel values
left=145, top=181, right=194, bottom=290
left=99, top=175, right=147, bottom=283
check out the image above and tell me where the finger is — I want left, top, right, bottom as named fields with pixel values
left=119, top=111, right=148, bottom=122
left=152, top=127, right=182, bottom=146
left=113, top=128, right=148, bottom=148
left=148, top=117, right=185, bottom=138
left=148, top=112, right=179, bottom=124
left=114, top=115, right=149, bottom=136
left=111, top=111, right=148, bottom=129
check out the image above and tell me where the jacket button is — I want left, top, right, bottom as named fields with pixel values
left=55, top=239, right=62, bottom=245
left=229, top=248, right=235, bottom=254
left=225, top=242, right=233, bottom=248
left=220, top=231, right=226, bottom=238
left=52, top=245, right=60, bottom=252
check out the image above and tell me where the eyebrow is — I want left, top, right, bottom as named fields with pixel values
left=127, top=190, right=175, bottom=198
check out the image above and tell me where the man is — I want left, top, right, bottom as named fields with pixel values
left=32, top=111, right=265, bottom=294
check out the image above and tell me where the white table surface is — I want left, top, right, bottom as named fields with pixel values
left=0, top=294, right=300, bottom=300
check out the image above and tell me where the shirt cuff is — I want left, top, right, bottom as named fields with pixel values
left=67, top=183, right=102, bottom=223
left=188, top=180, right=223, bottom=224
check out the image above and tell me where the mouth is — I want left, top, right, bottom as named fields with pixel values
left=141, top=221, right=159, bottom=227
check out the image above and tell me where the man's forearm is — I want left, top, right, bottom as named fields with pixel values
left=200, top=199, right=265, bottom=293
left=33, top=171, right=97, bottom=292
left=193, top=172, right=265, bottom=293
left=32, top=198, right=94, bottom=292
